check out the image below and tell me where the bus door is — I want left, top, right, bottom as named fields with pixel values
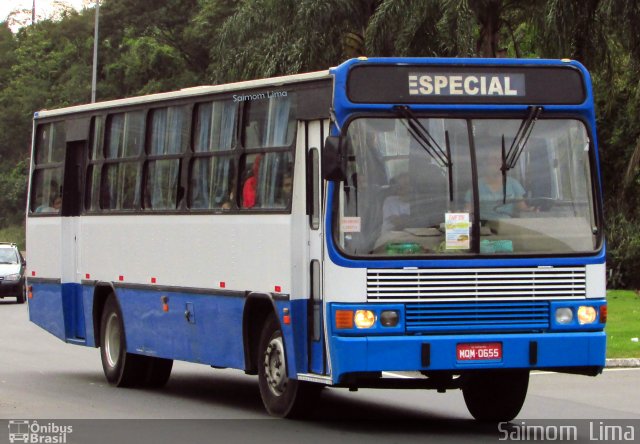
left=60, top=121, right=88, bottom=341
left=306, top=120, right=329, bottom=375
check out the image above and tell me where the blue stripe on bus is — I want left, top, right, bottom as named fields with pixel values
left=32, top=282, right=310, bottom=378
left=28, top=282, right=67, bottom=341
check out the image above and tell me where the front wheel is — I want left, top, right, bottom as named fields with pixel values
left=257, top=314, right=320, bottom=417
left=462, top=370, right=529, bottom=422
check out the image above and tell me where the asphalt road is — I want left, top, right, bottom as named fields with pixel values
left=1, top=298, right=639, bottom=443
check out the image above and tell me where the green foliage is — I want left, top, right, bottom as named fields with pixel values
left=606, top=290, right=640, bottom=358
left=605, top=211, right=640, bottom=289
left=1, top=0, right=640, bottom=288
left=0, top=224, right=26, bottom=252
left=0, top=159, right=29, bottom=228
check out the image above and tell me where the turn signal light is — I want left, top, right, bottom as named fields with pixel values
left=599, top=305, right=607, bottom=324
left=335, top=310, right=354, bottom=329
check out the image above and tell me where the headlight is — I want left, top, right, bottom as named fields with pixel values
left=354, top=310, right=376, bottom=329
left=555, top=307, right=574, bottom=324
left=577, top=306, right=597, bottom=324
left=3, top=273, right=21, bottom=282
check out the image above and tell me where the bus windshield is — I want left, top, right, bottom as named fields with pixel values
left=335, top=116, right=598, bottom=257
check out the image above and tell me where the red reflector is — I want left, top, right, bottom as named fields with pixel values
left=151, top=277, right=157, bottom=284
left=600, top=305, right=607, bottom=323
left=119, top=275, right=124, bottom=281
left=283, top=314, right=291, bottom=325
left=85, top=273, right=90, bottom=279
left=275, top=285, right=282, bottom=293
left=31, top=271, right=36, bottom=277
left=220, top=281, right=226, bottom=288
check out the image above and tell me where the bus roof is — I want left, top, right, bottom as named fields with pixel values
left=35, top=69, right=331, bottom=119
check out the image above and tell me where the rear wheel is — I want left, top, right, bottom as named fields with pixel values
left=100, top=294, right=147, bottom=387
left=462, top=369, right=529, bottom=422
left=143, top=357, right=173, bottom=388
left=257, top=314, right=320, bottom=417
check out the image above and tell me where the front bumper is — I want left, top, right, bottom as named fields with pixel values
left=329, top=331, right=606, bottom=384
left=0, top=281, right=23, bottom=297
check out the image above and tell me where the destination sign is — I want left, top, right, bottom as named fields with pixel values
left=347, top=64, right=586, bottom=105
left=408, top=73, right=525, bottom=97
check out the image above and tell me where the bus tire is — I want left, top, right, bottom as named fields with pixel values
left=143, top=357, right=173, bottom=388
left=462, top=369, right=529, bottom=422
left=257, top=313, right=318, bottom=418
left=99, top=294, right=147, bottom=387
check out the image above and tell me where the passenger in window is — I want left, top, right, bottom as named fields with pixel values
left=274, top=171, right=293, bottom=208
left=36, top=195, right=61, bottom=213
left=220, top=174, right=237, bottom=210
left=35, top=198, right=53, bottom=213
left=242, top=154, right=261, bottom=208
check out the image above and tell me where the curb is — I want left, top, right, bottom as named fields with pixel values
left=606, top=358, right=640, bottom=368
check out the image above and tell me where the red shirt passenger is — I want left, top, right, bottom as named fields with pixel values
left=242, top=155, right=261, bottom=208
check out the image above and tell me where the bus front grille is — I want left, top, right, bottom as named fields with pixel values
left=405, top=300, right=550, bottom=334
left=367, top=266, right=586, bottom=302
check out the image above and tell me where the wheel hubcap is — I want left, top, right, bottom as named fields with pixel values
left=263, top=335, right=287, bottom=396
left=105, top=312, right=121, bottom=368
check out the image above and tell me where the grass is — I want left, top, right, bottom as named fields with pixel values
left=0, top=224, right=25, bottom=251
left=606, top=290, right=640, bottom=359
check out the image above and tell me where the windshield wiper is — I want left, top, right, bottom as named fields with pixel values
left=501, top=106, right=543, bottom=203
left=393, top=105, right=454, bottom=201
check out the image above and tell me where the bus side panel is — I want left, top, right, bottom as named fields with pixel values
left=276, top=298, right=307, bottom=378
left=114, top=288, right=246, bottom=369
left=61, top=283, right=85, bottom=341
left=82, top=285, right=97, bottom=347
left=28, top=282, right=66, bottom=341
left=28, top=282, right=87, bottom=344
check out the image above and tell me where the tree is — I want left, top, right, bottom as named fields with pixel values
left=211, top=0, right=379, bottom=82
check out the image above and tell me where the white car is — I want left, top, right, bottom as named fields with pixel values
left=0, top=243, right=26, bottom=304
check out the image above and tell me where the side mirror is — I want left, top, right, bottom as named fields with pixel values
left=322, top=136, right=346, bottom=181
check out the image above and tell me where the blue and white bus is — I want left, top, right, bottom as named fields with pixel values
left=26, top=57, right=606, bottom=421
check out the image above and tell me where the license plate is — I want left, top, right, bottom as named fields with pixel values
left=457, top=342, right=502, bottom=361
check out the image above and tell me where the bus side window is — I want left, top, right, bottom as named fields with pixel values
left=145, top=105, right=189, bottom=210
left=240, top=152, right=293, bottom=210
left=31, top=122, right=65, bottom=214
left=100, top=111, right=144, bottom=211
left=188, top=100, right=237, bottom=211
